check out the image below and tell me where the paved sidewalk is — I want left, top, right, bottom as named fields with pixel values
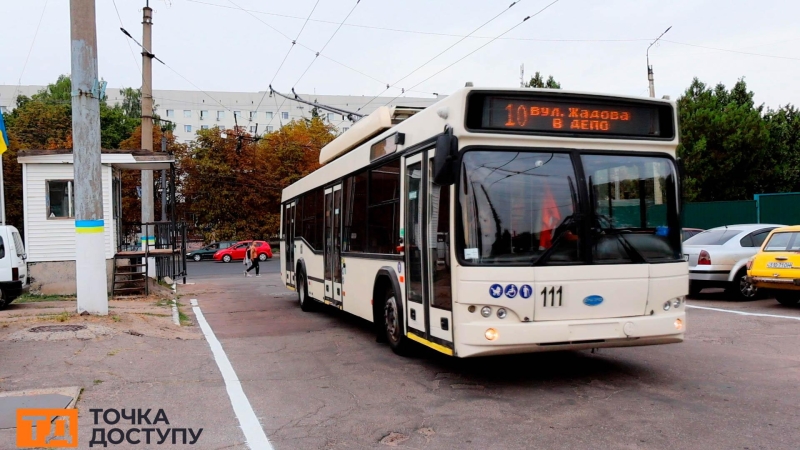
left=0, top=296, right=248, bottom=449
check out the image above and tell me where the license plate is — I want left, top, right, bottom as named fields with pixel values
left=767, top=262, right=793, bottom=268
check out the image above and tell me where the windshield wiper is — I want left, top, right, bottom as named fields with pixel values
left=609, top=231, right=648, bottom=263
left=532, top=214, right=580, bottom=265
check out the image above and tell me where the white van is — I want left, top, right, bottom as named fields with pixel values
left=0, top=225, right=28, bottom=307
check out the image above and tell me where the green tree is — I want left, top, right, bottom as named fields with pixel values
left=677, top=77, right=770, bottom=201
left=525, top=71, right=561, bottom=89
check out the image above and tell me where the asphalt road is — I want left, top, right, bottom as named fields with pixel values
left=180, top=265, right=800, bottom=449
left=186, top=257, right=280, bottom=279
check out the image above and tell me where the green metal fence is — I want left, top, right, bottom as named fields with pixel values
left=681, top=193, right=800, bottom=230
left=755, top=193, right=800, bottom=225
left=682, top=200, right=757, bottom=229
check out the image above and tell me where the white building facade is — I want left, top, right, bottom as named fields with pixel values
left=0, top=85, right=442, bottom=143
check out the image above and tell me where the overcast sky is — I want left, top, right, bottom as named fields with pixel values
left=1, top=0, right=798, bottom=108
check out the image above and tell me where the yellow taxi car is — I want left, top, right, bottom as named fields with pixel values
left=747, top=225, right=800, bottom=306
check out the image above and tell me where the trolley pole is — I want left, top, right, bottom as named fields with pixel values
left=70, top=0, right=108, bottom=315
left=141, top=1, right=155, bottom=270
left=647, top=26, right=672, bottom=98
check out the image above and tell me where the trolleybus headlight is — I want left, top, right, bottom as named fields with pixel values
left=674, top=318, right=684, bottom=330
left=468, top=305, right=476, bottom=313
left=672, top=297, right=683, bottom=308
left=496, top=308, right=508, bottom=319
left=485, top=328, right=498, bottom=341
left=481, top=306, right=492, bottom=318
left=663, top=301, right=671, bottom=311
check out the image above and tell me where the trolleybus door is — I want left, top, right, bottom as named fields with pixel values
left=404, top=152, right=454, bottom=347
left=284, top=201, right=296, bottom=286
left=324, top=184, right=343, bottom=303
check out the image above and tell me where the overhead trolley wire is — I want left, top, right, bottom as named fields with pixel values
left=292, top=0, right=362, bottom=90
left=13, top=0, right=49, bottom=102
left=251, top=0, right=321, bottom=119
left=188, top=0, right=653, bottom=43
left=358, top=0, right=524, bottom=112
left=384, top=0, right=562, bottom=106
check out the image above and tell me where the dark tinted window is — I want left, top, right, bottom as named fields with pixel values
left=685, top=229, right=743, bottom=246
left=367, top=160, right=401, bottom=254
left=344, top=172, right=368, bottom=252
left=301, top=189, right=319, bottom=249
left=751, top=229, right=772, bottom=248
left=739, top=234, right=753, bottom=247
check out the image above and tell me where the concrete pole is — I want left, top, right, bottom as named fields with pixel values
left=141, top=2, right=155, bottom=273
left=70, top=0, right=108, bottom=315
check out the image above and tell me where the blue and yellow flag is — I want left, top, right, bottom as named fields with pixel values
left=0, top=111, right=8, bottom=154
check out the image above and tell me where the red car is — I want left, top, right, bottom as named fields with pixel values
left=213, top=240, right=272, bottom=263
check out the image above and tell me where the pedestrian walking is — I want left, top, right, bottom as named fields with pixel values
left=245, top=242, right=260, bottom=277
left=243, top=242, right=252, bottom=277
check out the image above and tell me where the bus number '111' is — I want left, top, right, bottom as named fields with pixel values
left=504, top=103, right=631, bottom=132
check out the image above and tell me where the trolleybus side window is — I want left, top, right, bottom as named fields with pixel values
left=429, top=164, right=452, bottom=310
left=343, top=171, right=368, bottom=252
left=300, top=188, right=321, bottom=249
left=367, top=159, right=401, bottom=254
left=459, top=151, right=580, bottom=265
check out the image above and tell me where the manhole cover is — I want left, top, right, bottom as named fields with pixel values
left=29, top=325, right=87, bottom=333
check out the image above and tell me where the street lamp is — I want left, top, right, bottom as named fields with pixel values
left=647, top=26, right=672, bottom=98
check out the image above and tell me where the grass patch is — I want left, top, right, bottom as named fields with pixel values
left=93, top=379, right=103, bottom=385
left=15, top=293, right=76, bottom=303
left=178, top=310, right=191, bottom=326
left=136, top=312, right=171, bottom=318
left=111, top=315, right=121, bottom=323
left=107, top=350, right=119, bottom=356
left=154, top=299, right=171, bottom=308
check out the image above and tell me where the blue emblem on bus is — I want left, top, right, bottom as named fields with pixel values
left=504, top=284, right=518, bottom=298
left=489, top=284, right=503, bottom=298
left=520, top=284, right=532, bottom=299
left=583, top=295, right=604, bottom=306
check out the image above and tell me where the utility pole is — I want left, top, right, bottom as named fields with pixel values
left=141, top=1, right=155, bottom=271
left=160, top=133, right=167, bottom=222
left=70, top=0, right=108, bottom=315
left=647, top=26, right=672, bottom=98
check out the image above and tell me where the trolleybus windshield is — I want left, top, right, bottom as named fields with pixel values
left=458, top=150, right=681, bottom=266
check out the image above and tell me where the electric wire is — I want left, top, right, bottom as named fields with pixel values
left=292, top=0, right=361, bottom=90
left=358, top=0, right=523, bottom=112
left=384, top=0, right=562, bottom=106
left=112, top=0, right=152, bottom=97
left=662, top=39, right=800, bottom=62
left=13, top=0, right=49, bottom=103
left=252, top=0, right=321, bottom=122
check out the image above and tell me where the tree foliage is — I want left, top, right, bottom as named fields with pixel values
left=677, top=77, right=800, bottom=201
left=525, top=71, right=561, bottom=89
left=177, top=117, right=336, bottom=242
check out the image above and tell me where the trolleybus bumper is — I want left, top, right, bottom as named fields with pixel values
left=455, top=311, right=685, bottom=358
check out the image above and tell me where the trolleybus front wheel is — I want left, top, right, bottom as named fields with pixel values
left=384, top=289, right=411, bottom=356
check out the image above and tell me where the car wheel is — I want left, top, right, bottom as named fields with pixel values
left=775, top=292, right=800, bottom=306
left=259, top=253, right=267, bottom=262
left=298, top=270, right=315, bottom=312
left=729, top=269, right=757, bottom=300
left=689, top=281, right=702, bottom=297
left=222, top=255, right=232, bottom=263
left=384, top=288, right=412, bottom=356
left=193, top=254, right=202, bottom=262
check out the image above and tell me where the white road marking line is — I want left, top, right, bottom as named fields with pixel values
left=192, top=299, right=273, bottom=450
left=687, top=304, right=800, bottom=321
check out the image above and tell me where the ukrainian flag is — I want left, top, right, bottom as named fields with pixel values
left=0, top=111, right=8, bottom=154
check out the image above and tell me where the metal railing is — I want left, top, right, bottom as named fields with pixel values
left=118, top=221, right=188, bottom=284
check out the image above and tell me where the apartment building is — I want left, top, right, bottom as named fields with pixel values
left=0, top=85, right=443, bottom=143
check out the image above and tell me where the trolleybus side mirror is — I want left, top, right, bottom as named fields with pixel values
left=433, top=129, right=458, bottom=186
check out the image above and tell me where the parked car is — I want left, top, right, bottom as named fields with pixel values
left=747, top=226, right=800, bottom=306
left=187, top=241, right=236, bottom=262
left=684, top=224, right=784, bottom=299
left=213, top=240, right=273, bottom=263
left=682, top=228, right=704, bottom=242
left=0, top=225, right=28, bottom=308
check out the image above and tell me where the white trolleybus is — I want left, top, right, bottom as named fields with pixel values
left=280, top=87, right=687, bottom=358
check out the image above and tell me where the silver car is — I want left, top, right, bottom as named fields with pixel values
left=684, top=224, right=785, bottom=299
